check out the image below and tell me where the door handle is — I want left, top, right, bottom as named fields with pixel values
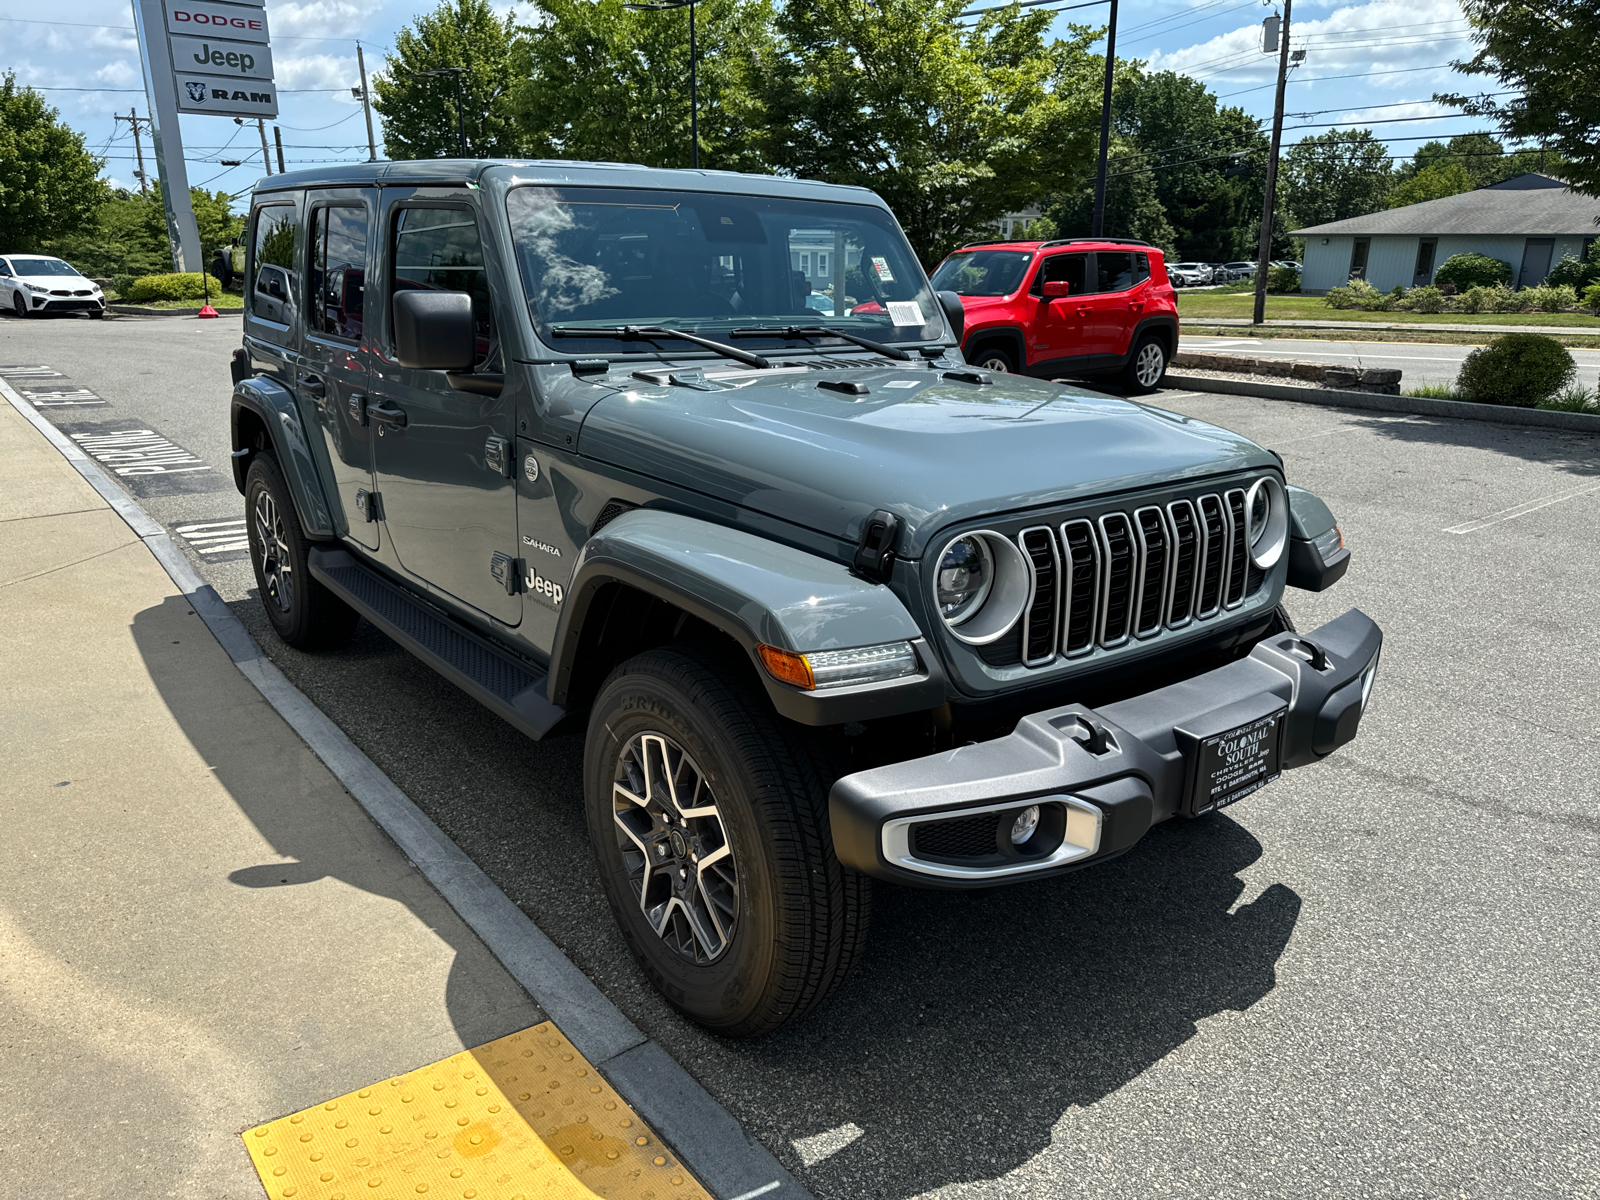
left=300, top=375, right=326, bottom=398
left=369, top=399, right=408, bottom=427
left=1076, top=306, right=1090, bottom=316
left=1128, top=301, right=1144, bottom=312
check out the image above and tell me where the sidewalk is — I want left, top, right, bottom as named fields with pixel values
left=0, top=398, right=547, bottom=1195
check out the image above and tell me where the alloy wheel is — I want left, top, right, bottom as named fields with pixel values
left=611, top=731, right=738, bottom=964
left=252, top=490, right=295, bottom=614
left=12, top=293, right=26, bottom=318
left=977, top=354, right=1012, bottom=373
left=1135, top=342, right=1165, bottom=388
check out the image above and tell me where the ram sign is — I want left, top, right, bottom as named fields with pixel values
left=174, top=75, right=279, bottom=117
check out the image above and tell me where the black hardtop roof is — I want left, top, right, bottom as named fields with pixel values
left=251, top=159, right=885, bottom=206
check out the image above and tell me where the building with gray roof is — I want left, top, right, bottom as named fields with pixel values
left=1291, top=174, right=1599, bottom=293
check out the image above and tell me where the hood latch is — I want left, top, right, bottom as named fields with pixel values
left=852, top=509, right=900, bottom=583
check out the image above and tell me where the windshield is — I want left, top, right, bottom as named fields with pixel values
left=13, top=258, right=81, bottom=277
left=929, top=250, right=1032, bottom=297
left=505, top=186, right=944, bottom=353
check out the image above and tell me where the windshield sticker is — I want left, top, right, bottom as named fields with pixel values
left=883, top=380, right=920, bottom=389
left=872, top=256, right=895, bottom=283
left=886, top=300, right=924, bottom=327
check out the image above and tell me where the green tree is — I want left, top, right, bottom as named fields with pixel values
left=1387, top=161, right=1475, bottom=208
left=510, top=0, right=772, bottom=171
left=1280, top=129, right=1392, bottom=228
left=759, top=0, right=1105, bottom=266
left=0, top=73, right=109, bottom=252
left=1109, top=70, right=1267, bottom=261
left=373, top=0, right=522, bottom=158
left=1045, top=137, right=1177, bottom=250
left=1439, top=0, right=1600, bottom=197
left=42, top=187, right=244, bottom=277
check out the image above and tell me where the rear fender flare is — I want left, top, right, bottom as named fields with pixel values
left=231, top=378, right=335, bottom=540
left=1129, top=313, right=1179, bottom=360
left=550, top=509, right=946, bottom=725
left=961, top=325, right=1027, bottom=371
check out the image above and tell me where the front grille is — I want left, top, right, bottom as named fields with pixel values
left=912, top=813, right=1000, bottom=860
left=970, top=483, right=1274, bottom=671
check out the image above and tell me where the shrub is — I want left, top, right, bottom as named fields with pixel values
left=1401, top=285, right=1447, bottom=313
left=1584, top=282, right=1600, bottom=311
left=1545, top=243, right=1600, bottom=292
left=1521, top=283, right=1579, bottom=313
left=1434, top=252, right=1513, bottom=290
left=1265, top=264, right=1300, bottom=293
left=1540, top=383, right=1600, bottom=412
left=122, top=271, right=222, bottom=303
left=1455, top=333, right=1577, bottom=407
left=1323, top=278, right=1392, bottom=311
left=109, top=272, right=137, bottom=298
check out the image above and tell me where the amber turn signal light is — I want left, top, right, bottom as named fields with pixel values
left=757, top=644, right=815, bottom=690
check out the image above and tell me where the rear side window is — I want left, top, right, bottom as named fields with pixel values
left=251, top=203, right=297, bottom=324
left=1032, top=252, right=1088, bottom=295
left=1096, top=252, right=1136, bottom=294
left=309, top=205, right=368, bottom=341
left=392, top=207, right=494, bottom=366
left=1133, top=254, right=1151, bottom=284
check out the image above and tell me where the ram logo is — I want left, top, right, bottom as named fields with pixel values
left=184, top=81, right=207, bottom=103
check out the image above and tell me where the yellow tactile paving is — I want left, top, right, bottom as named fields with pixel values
left=243, top=1022, right=712, bottom=1200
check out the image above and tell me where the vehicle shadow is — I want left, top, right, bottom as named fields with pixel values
left=719, top=816, right=1301, bottom=1196
left=128, top=595, right=540, bottom=1055
left=1340, top=412, right=1600, bottom=478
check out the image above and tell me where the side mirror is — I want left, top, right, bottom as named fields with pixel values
left=393, top=290, right=475, bottom=371
left=936, top=289, right=965, bottom=343
left=1041, top=280, right=1072, bottom=298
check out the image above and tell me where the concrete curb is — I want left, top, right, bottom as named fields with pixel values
left=1161, top=372, right=1600, bottom=433
left=0, top=377, right=809, bottom=1200
left=107, top=303, right=244, bottom=316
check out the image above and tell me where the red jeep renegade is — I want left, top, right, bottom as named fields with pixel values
left=929, top=238, right=1179, bottom=394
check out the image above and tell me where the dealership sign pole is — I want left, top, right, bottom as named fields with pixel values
left=131, top=0, right=280, bottom=272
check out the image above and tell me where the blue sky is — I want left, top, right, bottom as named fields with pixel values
left=3, top=0, right=1494, bottom=202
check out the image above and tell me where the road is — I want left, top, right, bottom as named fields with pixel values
left=5, top=311, right=1597, bottom=1199
left=1185, top=332, right=1600, bottom=390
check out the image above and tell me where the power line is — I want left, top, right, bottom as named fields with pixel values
left=1217, top=62, right=1462, bottom=99
left=957, top=0, right=1105, bottom=17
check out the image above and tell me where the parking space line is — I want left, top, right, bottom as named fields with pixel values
left=0, top=365, right=63, bottom=379
left=174, top=518, right=250, bottom=556
left=244, top=1021, right=713, bottom=1200
left=1445, top=479, right=1600, bottom=534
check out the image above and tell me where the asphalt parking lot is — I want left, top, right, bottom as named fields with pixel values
left=1185, top=333, right=1600, bottom=389
left=4, top=313, right=1597, bottom=1198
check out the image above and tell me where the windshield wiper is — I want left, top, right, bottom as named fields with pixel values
left=548, top=325, right=771, bottom=370
left=729, top=325, right=913, bottom=362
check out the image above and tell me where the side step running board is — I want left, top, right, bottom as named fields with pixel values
left=307, top=547, right=566, bottom=740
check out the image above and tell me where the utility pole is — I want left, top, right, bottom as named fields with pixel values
left=1252, top=0, right=1292, bottom=325
left=357, top=43, right=378, bottom=162
left=255, top=118, right=273, bottom=175
left=117, top=110, right=151, bottom=194
left=1091, top=0, right=1120, bottom=237
left=274, top=125, right=287, bottom=174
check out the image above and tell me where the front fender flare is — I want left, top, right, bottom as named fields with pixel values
left=550, top=509, right=948, bottom=725
left=231, top=378, right=335, bottom=540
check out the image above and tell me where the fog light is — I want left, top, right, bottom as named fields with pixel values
left=1010, top=804, right=1040, bottom=844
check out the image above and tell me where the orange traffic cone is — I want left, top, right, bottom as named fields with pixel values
left=197, top=303, right=219, bottom=318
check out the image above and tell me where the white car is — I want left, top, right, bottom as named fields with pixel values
left=0, top=255, right=106, bottom=318
left=1168, top=262, right=1214, bottom=286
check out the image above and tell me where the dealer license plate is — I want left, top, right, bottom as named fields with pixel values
left=1195, top=707, right=1286, bottom=812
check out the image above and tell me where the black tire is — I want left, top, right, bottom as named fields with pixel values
left=12, top=292, right=29, bottom=319
left=585, top=646, right=870, bottom=1037
left=968, top=343, right=1017, bottom=374
left=1122, top=333, right=1168, bottom=394
left=244, top=453, right=360, bottom=650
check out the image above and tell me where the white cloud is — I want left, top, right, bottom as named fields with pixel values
left=95, top=60, right=140, bottom=86
left=275, top=53, right=360, bottom=97
left=269, top=1, right=369, bottom=40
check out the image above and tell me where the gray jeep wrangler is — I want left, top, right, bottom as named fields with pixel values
left=230, top=160, right=1381, bottom=1037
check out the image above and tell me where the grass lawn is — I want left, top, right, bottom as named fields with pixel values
left=110, top=292, right=245, bottom=309
left=1176, top=291, right=1600, bottom=327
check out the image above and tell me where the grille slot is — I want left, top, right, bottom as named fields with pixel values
left=1224, top=489, right=1249, bottom=607
left=912, top=813, right=1001, bottom=860
left=1166, top=500, right=1199, bottom=626
left=1018, top=527, right=1060, bottom=666
left=1133, top=507, right=1170, bottom=637
left=1097, top=513, right=1138, bottom=647
left=1060, top=520, right=1100, bottom=656
left=1195, top=494, right=1228, bottom=617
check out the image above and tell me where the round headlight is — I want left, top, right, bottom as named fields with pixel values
left=931, top=531, right=1030, bottom=645
left=1245, top=476, right=1288, bottom=569
left=935, top=536, right=993, bottom=625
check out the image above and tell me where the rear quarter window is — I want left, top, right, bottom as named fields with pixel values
left=249, top=201, right=300, bottom=333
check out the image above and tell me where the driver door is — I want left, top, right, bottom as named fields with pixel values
left=367, top=196, right=521, bottom=626
left=1031, top=252, right=1091, bottom=364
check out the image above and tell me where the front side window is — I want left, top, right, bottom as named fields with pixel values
left=251, top=203, right=297, bottom=321
left=1033, top=252, right=1088, bottom=295
left=392, top=206, right=493, bottom=366
left=505, top=186, right=943, bottom=351
left=309, top=205, right=368, bottom=340
left=0, top=260, right=11, bottom=277
left=1096, top=252, right=1136, bottom=294
left=931, top=250, right=1032, bottom=297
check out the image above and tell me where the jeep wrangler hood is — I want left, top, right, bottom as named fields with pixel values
left=577, top=366, right=1276, bottom=554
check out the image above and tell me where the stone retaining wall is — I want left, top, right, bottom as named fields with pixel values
left=1171, top=351, right=1401, bottom=394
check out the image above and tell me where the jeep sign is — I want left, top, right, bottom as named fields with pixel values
left=174, top=74, right=279, bottom=117
left=168, top=35, right=274, bottom=79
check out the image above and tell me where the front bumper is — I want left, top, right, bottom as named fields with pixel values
left=830, top=608, right=1382, bottom=888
